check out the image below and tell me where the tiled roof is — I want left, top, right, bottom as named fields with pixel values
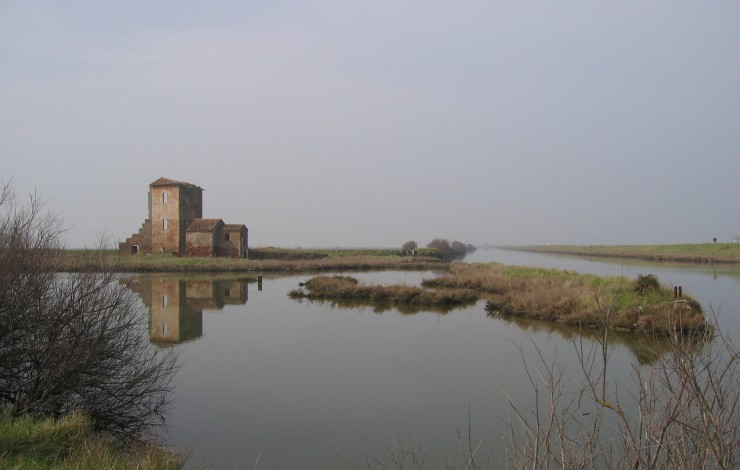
left=186, top=219, right=223, bottom=233
left=150, top=177, right=203, bottom=190
left=223, top=224, right=248, bottom=231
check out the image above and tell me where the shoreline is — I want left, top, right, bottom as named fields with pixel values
left=502, top=243, right=740, bottom=265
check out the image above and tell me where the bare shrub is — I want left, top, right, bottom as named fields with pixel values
left=0, top=182, right=178, bottom=440
left=507, top=305, right=738, bottom=469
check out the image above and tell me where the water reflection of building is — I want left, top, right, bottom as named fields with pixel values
left=123, top=276, right=249, bottom=346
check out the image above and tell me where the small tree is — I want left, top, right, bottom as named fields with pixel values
left=402, top=240, right=418, bottom=252
left=427, top=238, right=452, bottom=259
left=450, top=240, right=467, bottom=257
left=0, top=182, right=178, bottom=440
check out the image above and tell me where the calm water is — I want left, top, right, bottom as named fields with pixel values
left=124, top=249, right=740, bottom=469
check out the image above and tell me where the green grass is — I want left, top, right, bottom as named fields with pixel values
left=509, top=243, right=740, bottom=263
left=0, top=412, right=183, bottom=469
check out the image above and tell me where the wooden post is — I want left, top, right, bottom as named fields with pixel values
left=674, top=286, right=678, bottom=298
left=678, top=286, right=682, bottom=298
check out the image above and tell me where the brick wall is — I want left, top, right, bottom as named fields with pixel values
left=186, top=231, right=215, bottom=257
left=119, top=219, right=152, bottom=255
left=220, top=226, right=248, bottom=258
left=151, top=186, right=184, bottom=253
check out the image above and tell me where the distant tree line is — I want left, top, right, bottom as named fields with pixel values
left=402, top=239, right=476, bottom=260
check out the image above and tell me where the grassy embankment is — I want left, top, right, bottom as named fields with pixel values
left=0, top=412, right=182, bottom=470
left=290, top=263, right=707, bottom=335
left=56, top=248, right=443, bottom=273
left=507, top=243, right=740, bottom=264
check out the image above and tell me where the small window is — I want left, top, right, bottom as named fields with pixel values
left=162, top=321, right=168, bottom=336
left=163, top=219, right=168, bottom=231
left=162, top=192, right=168, bottom=204
left=162, top=295, right=168, bottom=308
left=225, top=233, right=231, bottom=241
left=131, top=244, right=139, bottom=254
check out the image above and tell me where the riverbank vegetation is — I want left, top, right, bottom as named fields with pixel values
left=508, top=243, right=740, bottom=264
left=291, top=264, right=708, bottom=335
left=0, top=412, right=183, bottom=469
left=1, top=183, right=179, bottom=467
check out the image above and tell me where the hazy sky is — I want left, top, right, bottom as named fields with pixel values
left=2, top=1, right=739, bottom=248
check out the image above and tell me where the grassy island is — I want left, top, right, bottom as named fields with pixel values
left=290, top=264, right=708, bottom=335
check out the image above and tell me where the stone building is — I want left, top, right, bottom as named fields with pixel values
left=120, top=177, right=248, bottom=258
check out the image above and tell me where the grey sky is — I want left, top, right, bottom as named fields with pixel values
left=2, top=1, right=739, bottom=248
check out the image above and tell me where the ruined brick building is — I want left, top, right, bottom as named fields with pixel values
left=119, top=177, right=248, bottom=258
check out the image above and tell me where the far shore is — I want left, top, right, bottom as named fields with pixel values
left=503, top=243, right=740, bottom=264
left=57, top=242, right=740, bottom=273
left=55, top=248, right=447, bottom=273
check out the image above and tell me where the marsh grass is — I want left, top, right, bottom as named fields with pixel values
left=0, top=412, right=183, bottom=469
left=419, top=263, right=707, bottom=334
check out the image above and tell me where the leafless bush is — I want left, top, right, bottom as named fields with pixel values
left=0, top=182, right=178, bottom=440
left=507, top=294, right=738, bottom=469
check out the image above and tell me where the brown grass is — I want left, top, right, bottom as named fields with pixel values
left=424, top=263, right=707, bottom=335
left=287, top=264, right=708, bottom=335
